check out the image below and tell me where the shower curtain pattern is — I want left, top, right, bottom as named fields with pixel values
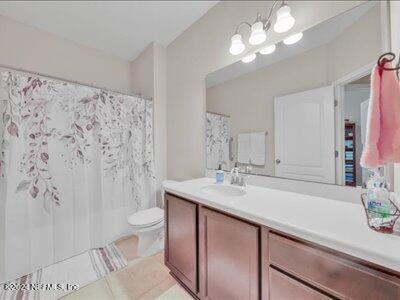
left=1, top=75, right=60, bottom=204
left=0, top=70, right=155, bottom=282
left=206, top=112, right=230, bottom=169
left=0, top=71, right=154, bottom=209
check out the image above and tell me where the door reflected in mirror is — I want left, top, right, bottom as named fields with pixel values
left=205, top=1, right=392, bottom=189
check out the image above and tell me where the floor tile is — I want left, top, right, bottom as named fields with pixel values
left=106, top=257, right=170, bottom=299
left=152, top=251, right=164, bottom=264
left=62, top=278, right=114, bottom=300
left=156, top=284, right=193, bottom=300
left=115, top=234, right=139, bottom=262
left=137, top=275, right=177, bottom=300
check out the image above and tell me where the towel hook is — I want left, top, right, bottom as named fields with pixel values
left=377, top=52, right=400, bottom=80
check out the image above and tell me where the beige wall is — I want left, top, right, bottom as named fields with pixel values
left=130, top=44, right=154, bottom=98
left=207, top=46, right=328, bottom=176
left=153, top=43, right=168, bottom=195
left=327, top=4, right=382, bottom=82
left=0, top=15, right=131, bottom=93
left=130, top=42, right=167, bottom=204
left=167, top=1, right=364, bottom=180
left=206, top=4, right=381, bottom=176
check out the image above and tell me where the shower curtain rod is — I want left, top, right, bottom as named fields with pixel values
left=0, top=64, right=153, bottom=101
left=207, top=111, right=230, bottom=118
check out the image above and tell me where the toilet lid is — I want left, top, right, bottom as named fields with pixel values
left=128, top=207, right=164, bottom=227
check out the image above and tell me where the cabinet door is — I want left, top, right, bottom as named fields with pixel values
left=199, top=207, right=259, bottom=300
left=165, top=194, right=198, bottom=293
left=269, top=268, right=331, bottom=300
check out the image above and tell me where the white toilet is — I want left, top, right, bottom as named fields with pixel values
left=127, top=180, right=175, bottom=257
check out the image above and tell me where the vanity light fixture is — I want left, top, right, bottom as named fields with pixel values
left=229, top=34, right=246, bottom=55
left=283, top=32, right=303, bottom=45
left=273, top=4, right=295, bottom=33
left=249, top=20, right=267, bottom=45
left=241, top=53, right=257, bottom=63
left=229, top=1, right=295, bottom=55
left=259, top=44, right=276, bottom=55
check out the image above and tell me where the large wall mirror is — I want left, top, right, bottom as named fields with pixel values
left=205, top=1, right=393, bottom=189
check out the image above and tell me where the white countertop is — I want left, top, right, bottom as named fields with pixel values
left=164, top=177, right=400, bottom=272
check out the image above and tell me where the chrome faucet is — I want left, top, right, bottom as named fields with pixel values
left=230, top=162, right=247, bottom=187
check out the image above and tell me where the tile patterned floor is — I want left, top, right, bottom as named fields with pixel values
left=62, top=235, right=192, bottom=300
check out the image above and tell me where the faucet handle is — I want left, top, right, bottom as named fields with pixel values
left=239, top=176, right=246, bottom=187
left=245, top=164, right=252, bottom=174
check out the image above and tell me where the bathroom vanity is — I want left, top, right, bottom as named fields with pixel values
left=164, top=178, right=400, bottom=300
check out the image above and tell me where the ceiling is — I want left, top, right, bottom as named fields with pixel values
left=206, top=1, right=375, bottom=88
left=0, top=1, right=217, bottom=61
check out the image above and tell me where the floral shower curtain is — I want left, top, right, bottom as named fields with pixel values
left=206, top=112, right=230, bottom=170
left=0, top=70, right=156, bottom=282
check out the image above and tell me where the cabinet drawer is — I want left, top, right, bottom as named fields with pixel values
left=270, top=268, right=331, bottom=300
left=269, top=232, right=400, bottom=300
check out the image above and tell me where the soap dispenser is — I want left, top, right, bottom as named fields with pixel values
left=366, top=171, right=391, bottom=216
left=216, top=164, right=224, bottom=184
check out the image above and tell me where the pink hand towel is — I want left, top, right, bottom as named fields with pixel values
left=360, top=61, right=400, bottom=168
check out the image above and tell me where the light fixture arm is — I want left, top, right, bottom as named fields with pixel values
left=233, top=0, right=286, bottom=35
left=264, top=0, right=283, bottom=27
left=234, top=1, right=284, bottom=34
left=233, top=21, right=252, bottom=35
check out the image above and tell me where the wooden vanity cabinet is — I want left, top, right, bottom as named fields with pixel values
left=165, top=193, right=400, bottom=300
left=165, top=193, right=198, bottom=295
left=199, top=207, right=259, bottom=300
left=165, top=193, right=260, bottom=299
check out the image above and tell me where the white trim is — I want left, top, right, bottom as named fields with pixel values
left=332, top=62, right=375, bottom=87
left=333, top=62, right=374, bottom=186
left=344, top=83, right=370, bottom=91
left=334, top=85, right=345, bottom=185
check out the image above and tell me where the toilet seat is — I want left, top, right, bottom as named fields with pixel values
left=128, top=207, right=164, bottom=228
left=132, top=218, right=163, bottom=229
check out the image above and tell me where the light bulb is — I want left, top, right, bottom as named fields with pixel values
left=229, top=34, right=245, bottom=55
left=274, top=5, right=295, bottom=33
left=249, top=21, right=267, bottom=45
left=283, top=32, right=303, bottom=45
left=241, top=53, right=257, bottom=63
left=259, top=44, right=276, bottom=55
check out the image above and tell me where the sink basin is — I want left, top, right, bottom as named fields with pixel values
left=200, top=184, right=246, bottom=197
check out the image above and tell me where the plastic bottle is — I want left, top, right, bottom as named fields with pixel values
left=216, top=164, right=224, bottom=184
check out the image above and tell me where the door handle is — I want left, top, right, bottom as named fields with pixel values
left=276, top=159, right=281, bottom=164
